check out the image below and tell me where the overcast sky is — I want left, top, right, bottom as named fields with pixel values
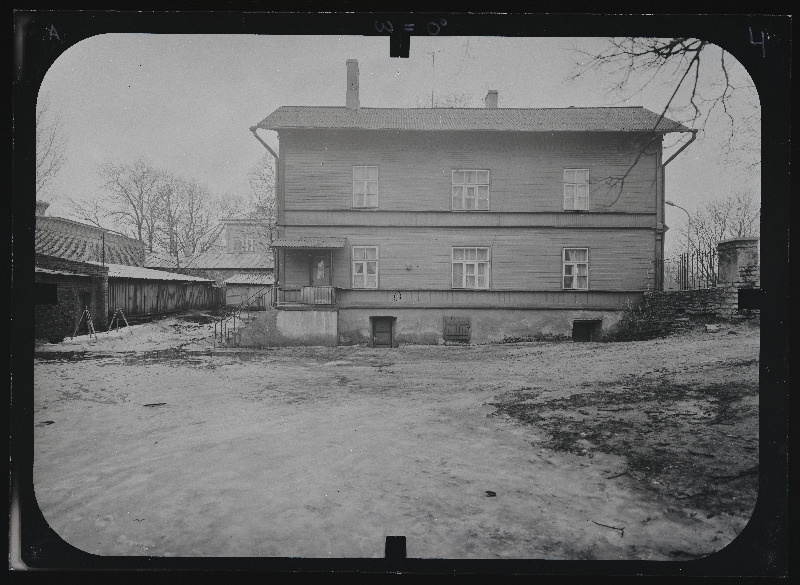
left=38, top=34, right=760, bottom=254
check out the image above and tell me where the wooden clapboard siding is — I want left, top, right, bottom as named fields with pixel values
left=337, top=289, right=641, bottom=309
left=284, top=210, right=657, bottom=228
left=281, top=129, right=660, bottom=214
left=107, top=279, right=218, bottom=317
left=279, top=226, right=656, bottom=291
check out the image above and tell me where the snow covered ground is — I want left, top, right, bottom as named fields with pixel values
left=32, top=315, right=760, bottom=559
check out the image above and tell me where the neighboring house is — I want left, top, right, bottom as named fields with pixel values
left=251, top=59, right=693, bottom=346
left=146, top=219, right=275, bottom=300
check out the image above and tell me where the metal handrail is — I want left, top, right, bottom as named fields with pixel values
left=213, top=284, right=273, bottom=347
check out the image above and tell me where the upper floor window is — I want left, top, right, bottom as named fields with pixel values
left=353, top=166, right=379, bottom=208
left=452, top=247, right=490, bottom=289
left=452, top=170, right=490, bottom=211
left=232, top=237, right=255, bottom=253
left=563, top=248, right=589, bottom=289
left=563, top=169, right=589, bottom=210
left=352, top=246, right=378, bottom=288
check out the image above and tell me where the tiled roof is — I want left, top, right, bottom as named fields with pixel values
left=223, top=273, right=275, bottom=286
left=35, top=217, right=144, bottom=266
left=270, top=237, right=347, bottom=249
left=181, top=250, right=274, bottom=270
left=87, top=262, right=213, bottom=282
left=256, top=106, right=691, bottom=133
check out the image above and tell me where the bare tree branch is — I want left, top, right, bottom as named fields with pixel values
left=36, top=92, right=68, bottom=200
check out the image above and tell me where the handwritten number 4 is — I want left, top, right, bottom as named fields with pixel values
left=748, top=28, right=769, bottom=58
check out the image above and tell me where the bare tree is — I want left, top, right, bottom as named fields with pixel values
left=36, top=92, right=68, bottom=200
left=246, top=155, right=278, bottom=244
left=665, top=190, right=760, bottom=287
left=66, top=195, right=112, bottom=230
left=97, top=157, right=161, bottom=251
left=570, top=38, right=759, bottom=166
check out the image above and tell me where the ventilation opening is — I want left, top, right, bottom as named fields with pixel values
left=443, top=316, right=471, bottom=343
left=572, top=319, right=602, bottom=342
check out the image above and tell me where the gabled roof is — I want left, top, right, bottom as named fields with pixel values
left=270, top=236, right=347, bottom=249
left=181, top=250, right=274, bottom=270
left=145, top=251, right=189, bottom=269
left=86, top=262, right=213, bottom=282
left=256, top=106, right=691, bottom=133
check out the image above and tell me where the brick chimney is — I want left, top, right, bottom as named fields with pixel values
left=484, top=90, right=498, bottom=108
left=36, top=200, right=50, bottom=216
left=346, top=59, right=360, bottom=109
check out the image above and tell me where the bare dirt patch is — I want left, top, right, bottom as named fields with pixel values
left=32, top=315, right=760, bottom=559
left=489, top=369, right=758, bottom=518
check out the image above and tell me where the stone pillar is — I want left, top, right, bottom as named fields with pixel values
left=716, top=237, right=759, bottom=318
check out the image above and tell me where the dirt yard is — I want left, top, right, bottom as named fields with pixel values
left=32, top=314, right=759, bottom=560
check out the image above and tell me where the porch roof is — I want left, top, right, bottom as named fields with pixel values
left=270, top=236, right=347, bottom=249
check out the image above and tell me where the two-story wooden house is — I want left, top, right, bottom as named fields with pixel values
left=251, top=59, right=692, bottom=346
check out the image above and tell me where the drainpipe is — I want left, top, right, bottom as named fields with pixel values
left=662, top=129, right=698, bottom=168
left=250, top=126, right=280, bottom=298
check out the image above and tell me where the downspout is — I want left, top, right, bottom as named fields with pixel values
left=249, top=126, right=280, bottom=298
left=662, top=129, right=698, bottom=168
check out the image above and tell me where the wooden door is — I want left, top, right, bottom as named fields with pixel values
left=311, top=254, right=331, bottom=286
left=372, top=317, right=393, bottom=348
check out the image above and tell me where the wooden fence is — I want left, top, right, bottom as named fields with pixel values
left=107, top=278, right=224, bottom=319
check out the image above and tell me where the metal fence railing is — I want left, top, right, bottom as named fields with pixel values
left=663, top=248, right=718, bottom=290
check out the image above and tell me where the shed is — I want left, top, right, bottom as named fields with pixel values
left=222, top=273, right=274, bottom=308
left=88, top=262, right=223, bottom=319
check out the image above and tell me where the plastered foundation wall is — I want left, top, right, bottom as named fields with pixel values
left=338, top=308, right=624, bottom=345
left=234, top=308, right=338, bottom=347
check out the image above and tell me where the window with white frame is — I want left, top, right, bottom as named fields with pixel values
left=353, top=166, right=379, bottom=208
left=563, top=169, right=589, bottom=210
left=352, top=246, right=378, bottom=288
left=243, top=237, right=255, bottom=252
left=452, top=247, right=490, bottom=289
left=452, top=170, right=490, bottom=211
left=563, top=248, right=589, bottom=289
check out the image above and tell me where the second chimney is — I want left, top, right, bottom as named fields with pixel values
left=484, top=90, right=498, bottom=109
left=346, top=59, right=360, bottom=109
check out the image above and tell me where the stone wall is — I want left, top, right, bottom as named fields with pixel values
left=35, top=254, right=109, bottom=341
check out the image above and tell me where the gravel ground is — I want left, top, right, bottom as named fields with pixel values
left=32, top=314, right=759, bottom=559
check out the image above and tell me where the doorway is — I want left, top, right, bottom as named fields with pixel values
left=371, top=317, right=394, bottom=348
left=310, top=253, right=331, bottom=286
left=77, top=292, right=92, bottom=333
left=572, top=319, right=601, bottom=342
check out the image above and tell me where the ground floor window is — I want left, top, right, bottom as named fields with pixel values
left=563, top=248, right=589, bottom=289
left=352, top=246, right=378, bottom=288
left=452, top=247, right=490, bottom=289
